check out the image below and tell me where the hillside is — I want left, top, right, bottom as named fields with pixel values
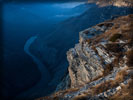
left=88, top=0, right=133, bottom=7
left=37, top=14, right=133, bottom=100
left=30, top=3, right=132, bottom=92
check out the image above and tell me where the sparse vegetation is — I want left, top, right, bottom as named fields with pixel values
left=103, top=64, right=113, bottom=76
left=91, top=46, right=98, bottom=54
left=109, top=33, right=122, bottom=42
left=73, top=94, right=89, bottom=100
left=92, top=69, right=128, bottom=95
left=73, top=68, right=129, bottom=100
left=53, top=88, right=79, bottom=97
left=122, top=27, right=133, bottom=43
left=92, top=80, right=118, bottom=95
left=86, top=39, right=91, bottom=44
left=110, top=79, right=133, bottom=100
left=112, top=52, right=123, bottom=67
left=36, top=88, right=79, bottom=100
left=36, top=14, right=133, bottom=100
left=115, top=69, right=128, bottom=82
left=106, top=43, right=122, bottom=53
left=126, top=50, right=133, bottom=67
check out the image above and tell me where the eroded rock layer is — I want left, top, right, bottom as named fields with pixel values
left=37, top=14, right=133, bottom=100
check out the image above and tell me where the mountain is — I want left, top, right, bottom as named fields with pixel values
left=30, top=2, right=132, bottom=95
left=88, top=0, right=133, bottom=7
left=38, top=14, right=133, bottom=100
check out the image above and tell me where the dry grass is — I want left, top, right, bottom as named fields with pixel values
left=92, top=68, right=128, bottom=95
left=89, top=14, right=133, bottom=46
left=91, top=46, right=98, bottom=54
left=73, top=68, right=129, bottom=100
left=109, top=79, right=133, bottom=100
left=52, top=88, right=79, bottom=97
left=47, top=68, right=128, bottom=100
left=37, top=88, right=79, bottom=100
left=106, top=43, right=122, bottom=53
left=112, top=57, right=120, bottom=67
left=109, top=52, right=124, bottom=69
left=36, top=14, right=133, bottom=100
left=73, top=94, right=89, bottom=100
left=115, top=69, right=128, bottom=82
left=126, top=49, right=133, bottom=67
left=109, top=33, right=122, bottom=42
left=103, top=63, right=113, bottom=76
left=86, top=39, right=91, bottom=44
left=91, top=75, right=103, bottom=82
left=53, top=88, right=79, bottom=99
left=121, top=24, right=133, bottom=44
left=91, top=80, right=119, bottom=95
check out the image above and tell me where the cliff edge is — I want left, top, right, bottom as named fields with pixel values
left=38, top=14, right=133, bottom=100
left=88, top=0, right=133, bottom=7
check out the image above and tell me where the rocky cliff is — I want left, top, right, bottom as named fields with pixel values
left=37, top=14, right=133, bottom=100
left=30, top=3, right=132, bottom=94
left=88, top=0, right=133, bottom=7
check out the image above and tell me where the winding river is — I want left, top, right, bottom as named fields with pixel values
left=14, top=36, right=51, bottom=100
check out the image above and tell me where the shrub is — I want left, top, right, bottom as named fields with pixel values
left=112, top=52, right=123, bottom=67
left=92, top=80, right=119, bottom=95
left=106, top=43, right=122, bottom=53
left=109, top=33, right=122, bottom=42
left=123, top=32, right=133, bottom=41
left=91, top=46, right=98, bottom=54
left=73, top=94, right=88, bottom=100
left=86, top=39, right=91, bottom=44
left=115, top=69, right=128, bottom=82
left=103, top=64, right=113, bottom=76
left=128, top=39, right=133, bottom=47
left=62, top=88, right=79, bottom=95
left=92, top=69, right=128, bottom=96
left=126, top=50, right=133, bottom=67
left=110, top=79, right=133, bottom=100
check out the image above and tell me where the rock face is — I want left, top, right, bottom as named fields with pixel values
left=94, top=0, right=133, bottom=7
left=37, top=14, right=133, bottom=100
left=67, top=14, right=133, bottom=88
left=67, top=22, right=115, bottom=87
left=67, top=29, right=105, bottom=87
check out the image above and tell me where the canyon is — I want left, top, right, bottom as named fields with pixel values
left=33, top=1, right=133, bottom=100
left=30, top=2, right=133, bottom=99
left=2, top=0, right=133, bottom=100
left=38, top=14, right=133, bottom=100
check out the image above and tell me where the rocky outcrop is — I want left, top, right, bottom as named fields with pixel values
left=88, top=0, right=133, bottom=7
left=67, top=22, right=115, bottom=87
left=37, top=14, right=133, bottom=100
left=30, top=4, right=132, bottom=95
left=67, top=14, right=133, bottom=89
left=55, top=74, right=71, bottom=92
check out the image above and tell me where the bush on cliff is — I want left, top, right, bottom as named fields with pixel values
left=126, top=49, right=133, bottom=67
left=109, top=33, right=122, bottom=42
